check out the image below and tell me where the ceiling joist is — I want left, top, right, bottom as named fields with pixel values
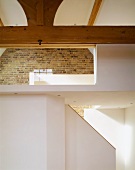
left=0, top=26, right=135, bottom=48
left=88, top=0, right=102, bottom=25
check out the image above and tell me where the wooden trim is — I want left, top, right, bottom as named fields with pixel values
left=0, top=18, right=4, bottom=26
left=0, top=44, right=96, bottom=48
left=88, top=0, right=102, bottom=25
left=0, top=26, right=135, bottom=48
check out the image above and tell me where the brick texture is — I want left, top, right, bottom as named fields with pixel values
left=70, top=105, right=92, bottom=117
left=0, top=48, right=94, bottom=85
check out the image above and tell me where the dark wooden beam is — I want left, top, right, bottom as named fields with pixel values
left=36, top=0, right=44, bottom=25
left=0, top=18, right=4, bottom=26
left=18, top=0, right=63, bottom=26
left=18, top=0, right=37, bottom=25
left=88, top=0, right=102, bottom=25
left=0, top=26, right=135, bottom=47
left=44, top=0, right=63, bottom=26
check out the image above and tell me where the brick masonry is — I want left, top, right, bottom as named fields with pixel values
left=0, top=48, right=94, bottom=85
left=71, top=105, right=92, bottom=117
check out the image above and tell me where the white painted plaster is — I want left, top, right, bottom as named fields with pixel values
left=0, top=0, right=27, bottom=26
left=66, top=105, right=116, bottom=170
left=46, top=96, right=65, bottom=170
left=0, top=95, right=47, bottom=170
left=95, top=0, right=135, bottom=25
left=125, top=105, right=135, bottom=170
left=29, top=74, right=95, bottom=85
left=84, top=108, right=125, bottom=170
left=54, top=0, right=95, bottom=25
left=0, top=95, right=65, bottom=170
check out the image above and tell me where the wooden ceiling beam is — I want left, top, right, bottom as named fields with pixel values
left=18, top=0, right=63, bottom=26
left=0, top=26, right=135, bottom=48
left=18, top=0, right=37, bottom=25
left=0, top=18, right=4, bottom=26
left=44, top=0, right=63, bottom=26
left=88, top=0, right=102, bottom=25
left=36, top=0, right=44, bottom=25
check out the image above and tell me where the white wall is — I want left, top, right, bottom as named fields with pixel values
left=0, top=96, right=2, bottom=170
left=29, top=73, right=95, bottom=85
left=125, top=105, right=135, bottom=170
left=0, top=94, right=65, bottom=170
left=84, top=108, right=125, bottom=170
left=96, top=44, right=135, bottom=91
left=0, top=95, right=116, bottom=170
left=66, top=105, right=116, bottom=170
left=0, top=95, right=47, bottom=170
left=46, top=96, right=65, bottom=170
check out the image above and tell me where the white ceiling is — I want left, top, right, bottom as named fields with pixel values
left=0, top=86, right=135, bottom=109
left=54, top=0, right=95, bottom=25
left=95, top=0, right=135, bottom=25
left=48, top=91, right=135, bottom=109
left=55, top=0, right=135, bottom=25
left=0, top=0, right=27, bottom=26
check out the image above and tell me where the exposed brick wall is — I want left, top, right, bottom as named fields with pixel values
left=70, top=105, right=85, bottom=117
left=0, top=48, right=94, bottom=85
left=70, top=105, right=92, bottom=118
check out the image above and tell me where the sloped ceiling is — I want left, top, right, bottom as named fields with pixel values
left=0, top=0, right=135, bottom=26
left=54, top=0, right=95, bottom=25
left=0, top=0, right=27, bottom=26
left=95, top=0, right=135, bottom=25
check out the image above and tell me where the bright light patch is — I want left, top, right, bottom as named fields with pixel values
left=92, top=105, right=101, bottom=109
left=125, top=125, right=132, bottom=165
